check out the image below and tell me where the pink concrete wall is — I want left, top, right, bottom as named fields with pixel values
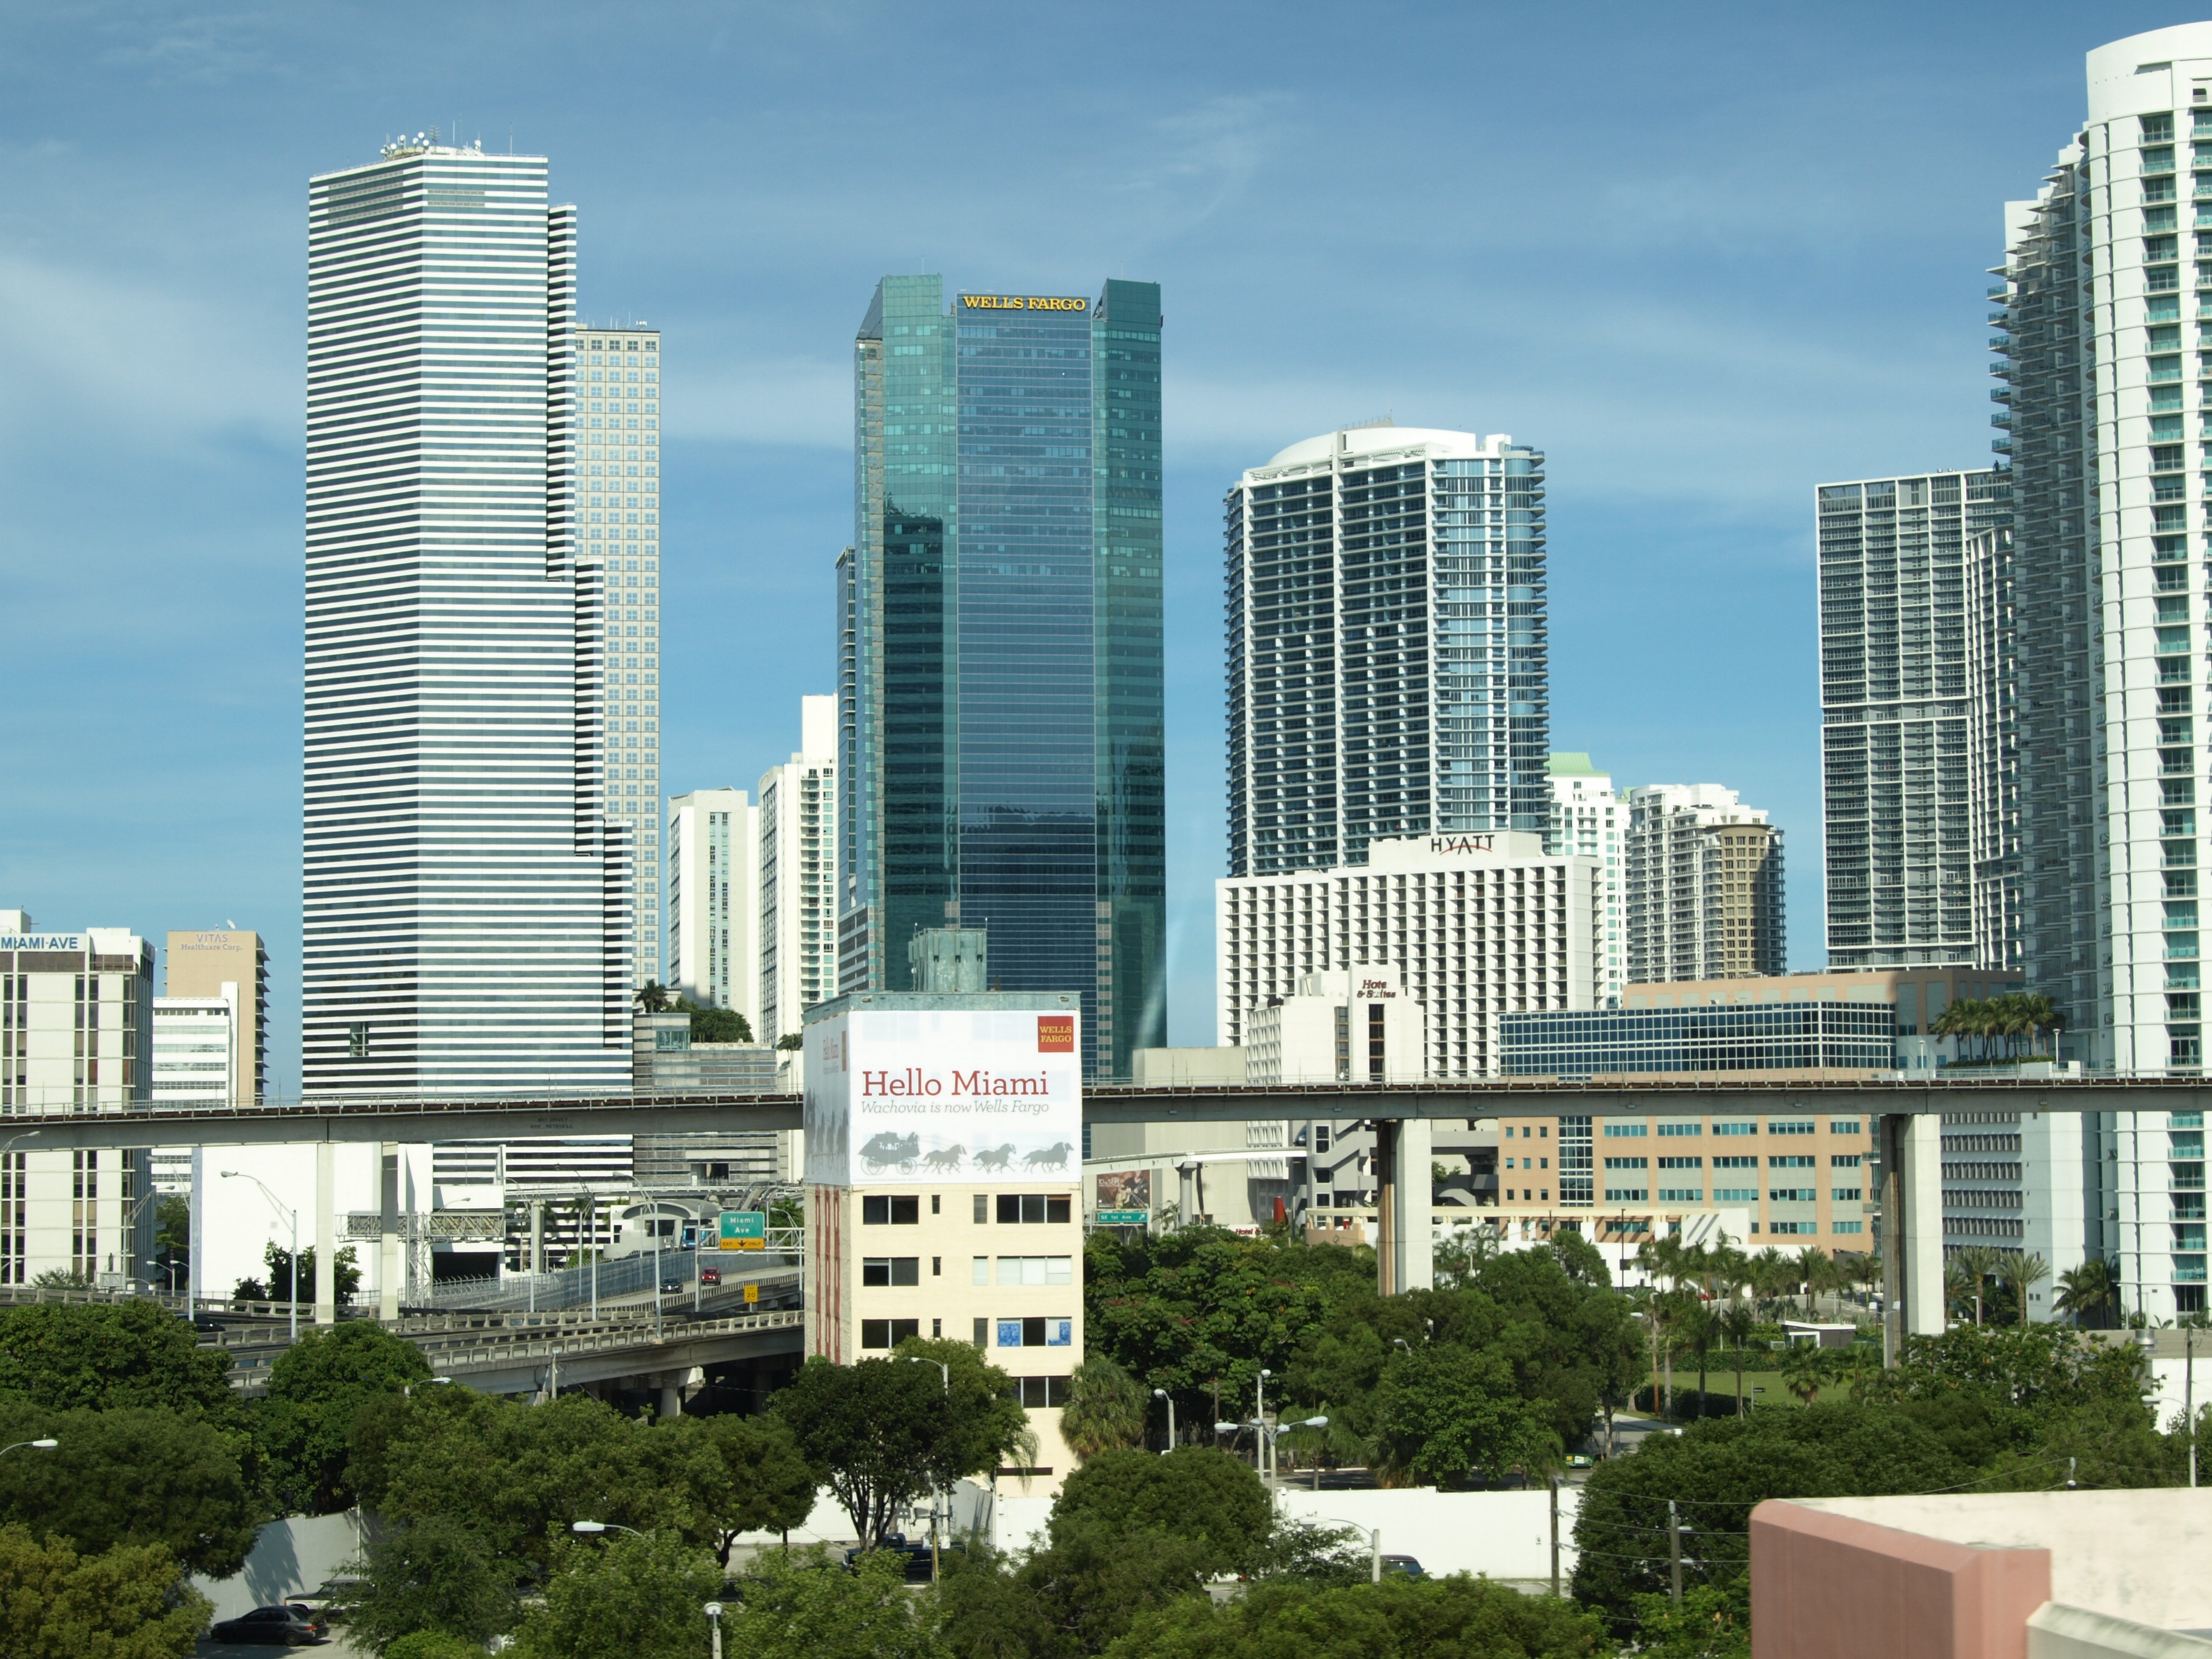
left=1751, top=1501, right=2051, bottom=1659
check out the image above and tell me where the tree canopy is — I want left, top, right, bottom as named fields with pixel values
left=0, top=1398, right=258, bottom=1576
left=258, top=1319, right=431, bottom=1514
left=0, top=1523, right=209, bottom=1659
left=1103, top=1574, right=1610, bottom=1659
left=0, top=1299, right=235, bottom=1423
left=1049, top=1448, right=1272, bottom=1578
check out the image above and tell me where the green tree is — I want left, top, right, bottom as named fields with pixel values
left=0, top=1399, right=258, bottom=1575
left=777, top=1032, right=806, bottom=1052
left=652, top=1411, right=817, bottom=1563
left=1634, top=1582, right=1751, bottom=1659
left=634, top=981, right=673, bottom=1013
left=0, top=1523, right=210, bottom=1659
left=509, top=1530, right=723, bottom=1659
left=1369, top=1344, right=1559, bottom=1487
left=942, top=1527, right=1212, bottom=1659
left=1050, top=1447, right=1272, bottom=1578
left=348, top=1513, right=520, bottom=1653
left=383, top=1635, right=484, bottom=1659
left=679, top=996, right=755, bottom=1044
left=0, top=1298, right=235, bottom=1422
left=2054, top=1258, right=2119, bottom=1329
left=725, top=1543, right=947, bottom=1659
left=1779, top=1342, right=1830, bottom=1406
left=1059, top=1358, right=1148, bottom=1462
left=256, top=1242, right=364, bottom=1307
left=1102, top=1574, right=1609, bottom=1659
left=259, top=1320, right=431, bottom=1514
left=2000, top=1253, right=2051, bottom=1327
left=1570, top=1403, right=1963, bottom=1623
left=1718, top=1302, right=1758, bottom=1417
left=774, top=1349, right=1027, bottom=1545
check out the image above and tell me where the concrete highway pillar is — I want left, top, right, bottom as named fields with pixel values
left=1900, top=1113, right=1944, bottom=1336
left=315, top=1142, right=337, bottom=1326
left=1880, top=1113, right=1945, bottom=1350
left=658, top=1375, right=683, bottom=1418
left=378, top=1142, right=401, bottom=1321
left=1374, top=1120, right=1435, bottom=1296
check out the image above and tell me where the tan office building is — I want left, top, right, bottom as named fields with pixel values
left=164, top=929, right=267, bottom=1104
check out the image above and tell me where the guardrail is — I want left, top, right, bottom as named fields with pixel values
left=222, top=1307, right=806, bottom=1387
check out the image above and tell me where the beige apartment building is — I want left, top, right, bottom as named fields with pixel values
left=164, top=929, right=267, bottom=1104
left=1620, top=964, right=2025, bottom=1066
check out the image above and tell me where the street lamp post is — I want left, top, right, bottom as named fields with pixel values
left=221, top=1170, right=298, bottom=1342
left=1318, top=1516, right=1382, bottom=1583
left=907, top=1358, right=951, bottom=1581
left=0, top=1439, right=58, bottom=1458
left=704, top=1601, right=723, bottom=1659
left=1255, top=1368, right=1273, bottom=1480
left=571, top=1520, right=645, bottom=1538
left=1153, top=1387, right=1175, bottom=1453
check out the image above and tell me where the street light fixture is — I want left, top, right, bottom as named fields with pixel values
left=0, top=1439, right=58, bottom=1457
left=571, top=1520, right=645, bottom=1538
left=403, top=1376, right=454, bottom=1399
left=221, top=1170, right=299, bottom=1342
left=1153, top=1387, right=1175, bottom=1452
left=705, top=1601, right=724, bottom=1659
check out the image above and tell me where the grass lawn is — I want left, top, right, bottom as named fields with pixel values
left=1671, top=1366, right=1858, bottom=1415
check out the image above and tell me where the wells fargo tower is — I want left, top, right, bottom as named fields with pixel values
left=840, top=278, right=1164, bottom=1079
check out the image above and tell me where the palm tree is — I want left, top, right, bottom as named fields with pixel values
left=1945, top=1259, right=1976, bottom=1323
left=1795, top=1247, right=1834, bottom=1319
left=1720, top=1302, right=1758, bottom=1416
left=1058, top=1358, right=1149, bottom=1461
left=2054, top=1258, right=2119, bottom=1329
left=1683, top=1302, right=1720, bottom=1418
left=634, top=980, right=673, bottom=1013
left=1954, top=1245, right=2001, bottom=1326
left=1748, top=1247, right=1792, bottom=1318
left=1780, top=1341, right=1829, bottom=1405
left=1999, top=1252, right=2051, bottom=1327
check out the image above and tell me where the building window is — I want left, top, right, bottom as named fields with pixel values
left=997, top=1316, right=1073, bottom=1347
left=996, top=1194, right=1072, bottom=1224
left=1768, top=1120, right=1815, bottom=1136
left=860, top=1318, right=920, bottom=1349
left=995, top=1256, right=1074, bottom=1285
left=862, top=1195, right=920, bottom=1225
left=1829, top=1120, right=1863, bottom=1136
left=862, top=1257, right=919, bottom=1287
left=1832, top=1221, right=1865, bottom=1236
left=1014, top=1376, right=1070, bottom=1408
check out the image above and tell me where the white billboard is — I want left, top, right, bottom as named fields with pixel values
left=803, top=1005, right=1081, bottom=1187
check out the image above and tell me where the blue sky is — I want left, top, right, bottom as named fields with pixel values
left=0, top=2, right=2194, bottom=1096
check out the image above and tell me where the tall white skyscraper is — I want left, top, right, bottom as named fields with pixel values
left=1225, top=423, right=1549, bottom=879
left=667, top=788, right=759, bottom=1025
left=575, top=322, right=663, bottom=982
left=1621, top=785, right=1785, bottom=983
left=1546, top=754, right=1624, bottom=1006
left=759, top=694, right=839, bottom=1044
left=1997, top=25, right=2212, bottom=1316
left=1813, top=471, right=2013, bottom=970
left=304, top=138, right=631, bottom=1097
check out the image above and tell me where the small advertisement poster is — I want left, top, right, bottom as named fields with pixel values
left=1094, top=1169, right=1150, bottom=1225
left=803, top=1005, right=1082, bottom=1187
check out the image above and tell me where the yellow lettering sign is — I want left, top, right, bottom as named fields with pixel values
left=960, top=295, right=1088, bottom=312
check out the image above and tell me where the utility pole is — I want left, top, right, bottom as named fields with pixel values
left=1549, top=1474, right=1561, bottom=1597
left=1669, top=1500, right=1683, bottom=1603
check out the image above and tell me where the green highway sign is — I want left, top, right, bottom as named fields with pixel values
left=1095, top=1209, right=1148, bottom=1227
left=719, top=1210, right=766, bottom=1250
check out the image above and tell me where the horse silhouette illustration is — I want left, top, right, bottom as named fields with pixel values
left=973, top=1143, right=1016, bottom=1172
left=860, top=1132, right=920, bottom=1170
left=921, top=1144, right=966, bottom=1173
left=1022, top=1142, right=1073, bottom=1172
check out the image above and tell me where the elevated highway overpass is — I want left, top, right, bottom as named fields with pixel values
left=10, top=1074, right=2186, bottom=1357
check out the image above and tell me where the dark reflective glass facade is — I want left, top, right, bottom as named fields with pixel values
left=843, top=278, right=1164, bottom=1078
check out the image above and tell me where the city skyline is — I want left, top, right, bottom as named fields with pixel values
left=0, top=5, right=2156, bottom=1094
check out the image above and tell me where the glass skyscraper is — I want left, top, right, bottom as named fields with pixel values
left=303, top=139, right=631, bottom=1096
left=1813, top=470, right=2012, bottom=970
left=840, top=277, right=1164, bottom=1079
left=1224, top=424, right=1549, bottom=879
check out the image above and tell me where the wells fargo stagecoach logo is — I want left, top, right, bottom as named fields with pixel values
left=960, top=295, right=1088, bottom=312
left=1036, top=1014, right=1074, bottom=1053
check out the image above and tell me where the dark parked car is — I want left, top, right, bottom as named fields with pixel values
left=209, top=1604, right=326, bottom=1644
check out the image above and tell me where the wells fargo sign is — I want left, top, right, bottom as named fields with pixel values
left=960, top=295, right=1088, bottom=312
